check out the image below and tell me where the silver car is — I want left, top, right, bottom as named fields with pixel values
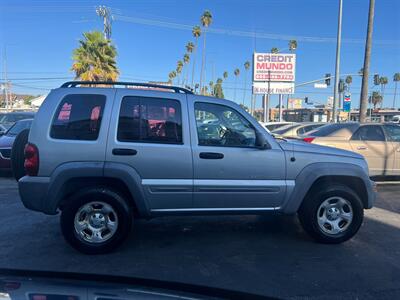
left=17, top=81, right=376, bottom=254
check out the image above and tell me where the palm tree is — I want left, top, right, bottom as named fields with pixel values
left=183, top=54, right=190, bottom=86
left=288, top=40, right=297, bottom=52
left=345, top=75, right=353, bottom=92
left=243, top=61, right=251, bottom=105
left=379, top=76, right=388, bottom=107
left=199, top=10, right=212, bottom=94
left=209, top=81, right=214, bottom=96
left=176, top=60, right=183, bottom=86
left=223, top=71, right=228, bottom=80
left=393, top=73, right=400, bottom=108
left=214, top=78, right=224, bottom=98
left=191, top=26, right=201, bottom=89
left=271, top=47, right=279, bottom=54
left=71, top=31, right=119, bottom=81
left=186, top=42, right=195, bottom=53
left=234, top=68, right=240, bottom=101
left=369, top=91, right=382, bottom=109
left=168, top=71, right=174, bottom=84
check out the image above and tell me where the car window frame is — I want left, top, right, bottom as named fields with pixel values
left=117, top=95, right=184, bottom=145
left=350, top=125, right=387, bottom=142
left=383, top=124, right=400, bottom=142
left=194, top=101, right=258, bottom=149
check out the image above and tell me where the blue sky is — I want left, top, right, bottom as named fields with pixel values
left=1, top=0, right=399, bottom=109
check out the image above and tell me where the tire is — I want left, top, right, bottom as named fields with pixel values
left=10, top=129, right=30, bottom=181
left=298, top=184, right=364, bottom=244
left=60, top=187, right=133, bottom=254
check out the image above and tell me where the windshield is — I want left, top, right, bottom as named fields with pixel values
left=272, top=123, right=298, bottom=134
left=6, top=120, right=32, bottom=136
left=0, top=113, right=34, bottom=124
left=311, top=123, right=358, bottom=137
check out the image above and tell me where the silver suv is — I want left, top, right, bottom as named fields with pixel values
left=18, top=81, right=376, bottom=254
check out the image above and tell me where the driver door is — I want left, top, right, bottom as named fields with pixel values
left=188, top=98, right=287, bottom=209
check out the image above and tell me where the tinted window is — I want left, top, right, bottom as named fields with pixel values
left=384, top=125, right=400, bottom=142
left=312, top=123, right=357, bottom=137
left=118, top=96, right=182, bottom=144
left=6, top=120, right=32, bottom=136
left=195, top=102, right=256, bottom=147
left=351, top=125, right=385, bottom=141
left=50, top=94, right=105, bottom=140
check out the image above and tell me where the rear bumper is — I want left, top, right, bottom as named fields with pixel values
left=18, top=176, right=56, bottom=215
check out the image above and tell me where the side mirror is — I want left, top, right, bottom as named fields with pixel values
left=255, top=131, right=271, bottom=150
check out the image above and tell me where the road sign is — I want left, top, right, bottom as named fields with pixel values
left=314, top=83, right=327, bottom=89
left=343, top=93, right=351, bottom=112
left=252, top=82, right=295, bottom=95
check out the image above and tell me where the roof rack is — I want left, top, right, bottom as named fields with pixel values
left=60, top=81, right=194, bottom=94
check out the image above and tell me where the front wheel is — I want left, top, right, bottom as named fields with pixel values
left=60, top=187, right=132, bottom=254
left=298, top=184, right=364, bottom=244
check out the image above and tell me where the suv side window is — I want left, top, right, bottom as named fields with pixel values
left=117, top=96, right=182, bottom=144
left=50, top=94, right=106, bottom=141
left=384, top=125, right=400, bottom=142
left=194, top=102, right=256, bottom=147
left=351, top=125, right=385, bottom=141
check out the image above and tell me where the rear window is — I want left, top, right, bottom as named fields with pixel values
left=117, top=96, right=182, bottom=144
left=272, top=124, right=298, bottom=134
left=50, top=94, right=106, bottom=140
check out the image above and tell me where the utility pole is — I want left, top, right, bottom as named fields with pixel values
left=278, top=94, right=283, bottom=122
left=332, top=0, right=343, bottom=123
left=2, top=46, right=10, bottom=112
left=359, top=0, right=375, bottom=123
left=96, top=6, right=113, bottom=39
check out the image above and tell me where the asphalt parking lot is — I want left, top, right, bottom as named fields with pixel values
left=0, top=176, right=399, bottom=299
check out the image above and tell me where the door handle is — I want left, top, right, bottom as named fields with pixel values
left=199, top=152, right=224, bottom=159
left=112, top=148, right=137, bottom=156
left=357, top=146, right=367, bottom=150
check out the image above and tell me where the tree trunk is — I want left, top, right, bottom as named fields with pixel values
left=191, top=38, right=198, bottom=90
left=199, top=29, right=207, bottom=94
left=243, top=72, right=247, bottom=106
left=234, top=77, right=237, bottom=101
left=394, top=82, right=398, bottom=109
left=359, top=0, right=375, bottom=123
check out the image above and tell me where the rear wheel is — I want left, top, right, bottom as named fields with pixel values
left=60, top=187, right=132, bottom=254
left=298, top=184, right=364, bottom=244
left=10, top=129, right=29, bottom=181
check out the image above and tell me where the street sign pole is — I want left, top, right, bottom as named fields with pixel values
left=332, top=0, right=343, bottom=123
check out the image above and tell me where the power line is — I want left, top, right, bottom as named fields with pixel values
left=113, top=13, right=400, bottom=46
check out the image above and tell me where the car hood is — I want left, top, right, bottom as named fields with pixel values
left=279, top=139, right=363, bottom=159
left=0, top=135, right=15, bottom=148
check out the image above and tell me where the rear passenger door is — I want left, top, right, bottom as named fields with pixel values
left=350, top=125, right=394, bottom=176
left=383, top=124, right=400, bottom=175
left=106, top=90, right=193, bottom=210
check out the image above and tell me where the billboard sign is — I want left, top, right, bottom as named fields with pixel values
left=252, top=82, right=295, bottom=95
left=288, top=98, right=303, bottom=109
left=253, top=53, right=296, bottom=82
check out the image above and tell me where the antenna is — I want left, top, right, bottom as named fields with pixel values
left=96, top=6, right=113, bottom=39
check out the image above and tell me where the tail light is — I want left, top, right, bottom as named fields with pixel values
left=303, top=137, right=315, bottom=143
left=24, top=143, right=39, bottom=176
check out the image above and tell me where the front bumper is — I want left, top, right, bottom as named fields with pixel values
left=18, top=176, right=54, bottom=214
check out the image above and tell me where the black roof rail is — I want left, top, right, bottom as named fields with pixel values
left=60, top=81, right=194, bottom=94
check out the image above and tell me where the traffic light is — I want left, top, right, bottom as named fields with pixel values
left=305, top=97, right=309, bottom=103
left=339, top=79, right=345, bottom=93
left=374, top=74, right=380, bottom=85
left=325, top=73, right=331, bottom=86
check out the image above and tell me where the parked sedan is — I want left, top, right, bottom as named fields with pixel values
left=303, top=123, right=400, bottom=176
left=0, top=111, right=35, bottom=133
left=259, top=121, right=294, bottom=132
left=0, top=119, right=33, bottom=171
left=272, top=122, right=325, bottom=138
